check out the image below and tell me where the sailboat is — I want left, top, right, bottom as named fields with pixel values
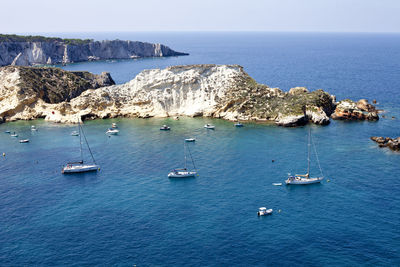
left=62, top=119, right=99, bottom=174
left=168, top=142, right=197, bottom=178
left=285, top=128, right=324, bottom=185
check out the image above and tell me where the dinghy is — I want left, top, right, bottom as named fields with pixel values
left=71, top=131, right=79, bottom=136
left=204, top=124, right=215, bottom=129
left=234, top=122, right=243, bottom=127
left=19, top=139, right=29, bottom=143
left=31, top=125, right=37, bottom=131
left=10, top=132, right=18, bottom=137
left=185, top=138, right=196, bottom=142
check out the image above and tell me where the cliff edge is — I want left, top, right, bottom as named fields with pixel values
left=0, top=34, right=188, bottom=66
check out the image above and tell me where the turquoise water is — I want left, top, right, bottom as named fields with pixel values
left=1, top=33, right=400, bottom=266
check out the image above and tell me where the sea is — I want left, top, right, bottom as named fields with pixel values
left=0, top=32, right=399, bottom=266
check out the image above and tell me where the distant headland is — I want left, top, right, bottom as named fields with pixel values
left=0, top=34, right=188, bottom=66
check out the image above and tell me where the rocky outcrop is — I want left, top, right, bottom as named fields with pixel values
left=0, top=64, right=379, bottom=127
left=0, top=64, right=338, bottom=126
left=0, top=66, right=114, bottom=121
left=331, top=99, right=379, bottom=121
left=0, top=34, right=188, bottom=66
left=371, top=136, right=400, bottom=151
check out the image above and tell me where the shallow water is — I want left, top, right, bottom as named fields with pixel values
left=1, top=32, right=400, bottom=265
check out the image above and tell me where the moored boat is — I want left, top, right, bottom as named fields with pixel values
left=62, top=119, right=99, bottom=174
left=71, top=131, right=79, bottom=136
left=204, top=124, right=215, bottom=129
left=106, top=128, right=119, bottom=135
left=168, top=142, right=197, bottom=178
left=185, top=138, right=196, bottom=142
left=160, top=125, right=171, bottom=130
left=19, top=139, right=29, bottom=143
left=285, top=129, right=324, bottom=185
left=234, top=122, right=243, bottom=127
left=31, top=125, right=37, bottom=131
left=258, top=207, right=273, bottom=216
left=11, top=132, right=18, bottom=137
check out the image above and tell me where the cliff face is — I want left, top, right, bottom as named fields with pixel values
left=0, top=66, right=114, bottom=122
left=0, top=37, right=188, bottom=66
left=0, top=64, right=338, bottom=126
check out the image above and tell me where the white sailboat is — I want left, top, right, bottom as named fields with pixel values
left=62, top=120, right=99, bottom=174
left=285, top=128, right=324, bottom=185
left=168, top=142, right=197, bottom=178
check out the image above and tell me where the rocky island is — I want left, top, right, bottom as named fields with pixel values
left=0, top=34, right=188, bottom=66
left=0, top=64, right=379, bottom=126
left=371, top=136, right=400, bottom=151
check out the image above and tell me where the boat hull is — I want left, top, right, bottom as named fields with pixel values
left=285, top=177, right=323, bottom=185
left=168, top=171, right=197, bottom=178
left=62, top=164, right=99, bottom=174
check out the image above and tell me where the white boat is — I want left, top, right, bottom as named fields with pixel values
left=19, top=139, right=29, bottom=143
left=234, top=122, right=244, bottom=127
left=111, top=123, right=118, bottom=128
left=5, top=130, right=10, bottom=134
left=160, top=125, right=171, bottom=131
left=62, top=119, right=100, bottom=174
left=71, top=131, right=79, bottom=136
left=258, top=207, right=273, bottom=216
left=62, top=162, right=99, bottom=173
left=31, top=125, right=37, bottom=131
left=106, top=128, right=119, bottom=135
left=272, top=183, right=282, bottom=186
left=204, top=124, right=215, bottom=129
left=10, top=132, right=18, bottom=137
left=185, top=138, right=196, bottom=142
left=168, top=142, right=197, bottom=178
left=285, top=129, right=324, bottom=185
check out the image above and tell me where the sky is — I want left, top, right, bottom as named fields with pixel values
left=1, top=0, right=399, bottom=33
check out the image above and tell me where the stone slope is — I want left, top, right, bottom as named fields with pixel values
left=0, top=34, right=188, bottom=66
left=0, top=66, right=114, bottom=122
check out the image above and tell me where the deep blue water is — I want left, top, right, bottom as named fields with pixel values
left=1, top=32, right=400, bottom=266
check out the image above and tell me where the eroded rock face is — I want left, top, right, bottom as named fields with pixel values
left=331, top=99, right=379, bottom=121
left=0, top=37, right=188, bottom=66
left=0, top=66, right=114, bottom=121
left=371, top=136, right=400, bottom=151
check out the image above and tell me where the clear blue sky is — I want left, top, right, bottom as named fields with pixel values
left=1, top=0, right=399, bottom=33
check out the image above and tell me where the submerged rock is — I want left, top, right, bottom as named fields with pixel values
left=371, top=136, right=400, bottom=151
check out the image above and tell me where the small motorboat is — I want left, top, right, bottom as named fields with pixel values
left=272, top=183, right=282, bottom=186
left=11, top=132, right=18, bottom=137
left=31, top=125, right=37, bottom=131
left=71, top=131, right=79, bottom=136
left=160, top=125, right=171, bottom=131
left=185, top=138, right=196, bottom=142
left=234, top=122, right=244, bottom=127
left=19, top=139, right=29, bottom=143
left=5, top=130, right=10, bottom=134
left=111, top=123, right=118, bottom=128
left=204, top=124, right=215, bottom=129
left=258, top=207, right=273, bottom=216
left=173, top=116, right=180, bottom=120
left=106, top=128, right=119, bottom=135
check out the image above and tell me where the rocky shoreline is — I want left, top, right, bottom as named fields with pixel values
left=371, top=136, right=400, bottom=151
left=0, top=34, right=188, bottom=66
left=0, top=64, right=380, bottom=127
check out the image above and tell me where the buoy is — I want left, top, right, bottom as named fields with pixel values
left=327, top=179, right=330, bottom=182
left=2, top=152, right=5, bottom=157
left=278, top=209, right=281, bottom=213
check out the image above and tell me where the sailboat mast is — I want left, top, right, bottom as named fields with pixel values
left=184, top=142, right=187, bottom=169
left=78, top=119, right=83, bottom=162
left=307, top=128, right=311, bottom=177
